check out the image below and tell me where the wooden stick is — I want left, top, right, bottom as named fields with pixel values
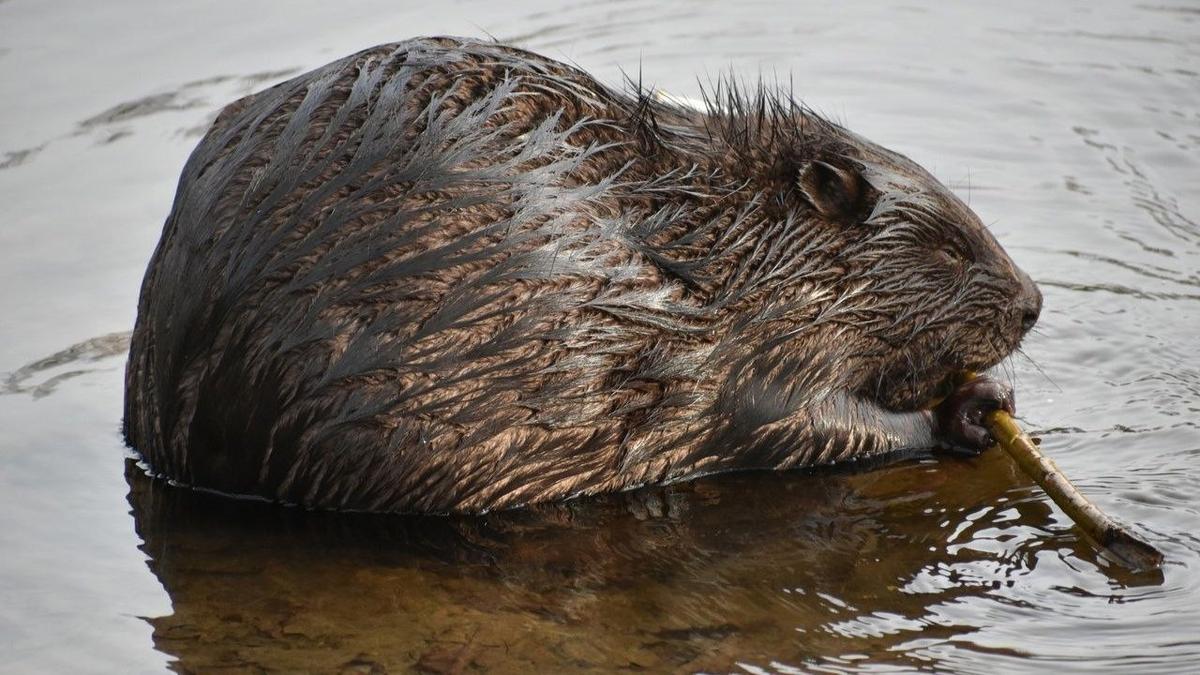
left=985, top=408, right=1164, bottom=573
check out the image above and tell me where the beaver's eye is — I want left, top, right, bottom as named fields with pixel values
left=935, top=245, right=970, bottom=270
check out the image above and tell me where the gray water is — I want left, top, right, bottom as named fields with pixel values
left=2, top=1, right=1198, bottom=672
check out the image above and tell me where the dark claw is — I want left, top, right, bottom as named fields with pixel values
left=933, top=376, right=1015, bottom=456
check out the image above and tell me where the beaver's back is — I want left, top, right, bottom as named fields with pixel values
left=124, top=37, right=701, bottom=512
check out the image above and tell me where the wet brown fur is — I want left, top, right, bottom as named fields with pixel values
left=124, top=37, right=1041, bottom=513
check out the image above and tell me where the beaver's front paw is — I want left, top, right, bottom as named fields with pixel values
left=933, top=376, right=1015, bottom=456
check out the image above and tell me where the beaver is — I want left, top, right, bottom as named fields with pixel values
left=124, top=36, right=1041, bottom=514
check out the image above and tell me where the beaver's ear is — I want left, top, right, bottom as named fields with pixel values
left=797, top=160, right=869, bottom=221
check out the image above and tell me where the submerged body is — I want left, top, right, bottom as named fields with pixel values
left=124, top=37, right=1040, bottom=513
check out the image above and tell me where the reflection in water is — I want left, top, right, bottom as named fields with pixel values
left=1, top=331, right=130, bottom=399
left=125, top=452, right=1142, bottom=672
left=74, top=68, right=303, bottom=142
left=0, top=143, right=44, bottom=171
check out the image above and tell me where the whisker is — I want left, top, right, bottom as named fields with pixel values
left=1015, top=346, right=1061, bottom=392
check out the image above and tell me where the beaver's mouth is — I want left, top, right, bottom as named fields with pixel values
left=870, top=366, right=954, bottom=412
left=861, top=320, right=1024, bottom=412
left=869, top=356, right=1001, bottom=412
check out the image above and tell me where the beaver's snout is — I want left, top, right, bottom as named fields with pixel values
left=1017, top=271, right=1042, bottom=336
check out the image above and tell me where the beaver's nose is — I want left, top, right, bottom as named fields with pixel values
left=1021, top=304, right=1040, bottom=333
left=1019, top=284, right=1042, bottom=334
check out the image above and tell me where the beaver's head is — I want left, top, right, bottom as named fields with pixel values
left=784, top=127, right=1042, bottom=411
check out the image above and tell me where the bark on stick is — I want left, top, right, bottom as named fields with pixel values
left=985, top=408, right=1163, bottom=573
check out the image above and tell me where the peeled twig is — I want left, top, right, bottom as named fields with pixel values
left=985, top=408, right=1164, bottom=573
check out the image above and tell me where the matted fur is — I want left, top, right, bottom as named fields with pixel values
left=124, top=37, right=1040, bottom=513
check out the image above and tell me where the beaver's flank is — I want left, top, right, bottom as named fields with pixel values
left=124, top=36, right=1041, bottom=514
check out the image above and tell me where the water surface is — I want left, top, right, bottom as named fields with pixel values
left=2, top=0, right=1198, bottom=672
